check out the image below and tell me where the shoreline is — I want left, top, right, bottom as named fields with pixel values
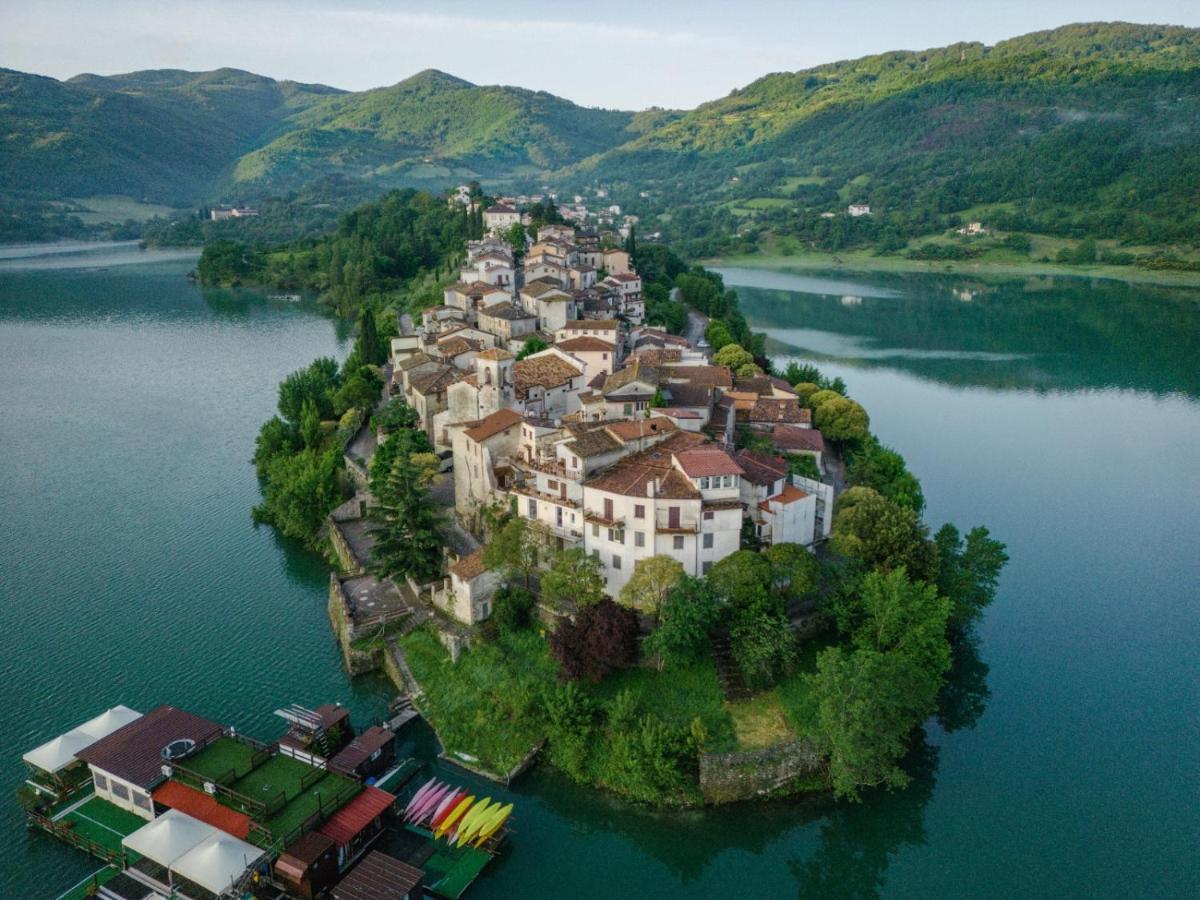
left=702, top=250, right=1200, bottom=290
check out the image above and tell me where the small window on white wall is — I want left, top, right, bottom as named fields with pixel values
left=111, top=782, right=129, bottom=801
left=93, top=773, right=108, bottom=791
left=134, top=792, right=152, bottom=811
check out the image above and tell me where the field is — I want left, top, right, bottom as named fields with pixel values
left=58, top=195, right=182, bottom=224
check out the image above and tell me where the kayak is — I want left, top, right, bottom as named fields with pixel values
left=434, top=795, right=474, bottom=839
left=403, top=777, right=439, bottom=819
left=406, top=782, right=442, bottom=823
left=473, top=803, right=514, bottom=847
left=453, top=798, right=493, bottom=847
left=423, top=787, right=460, bottom=828
left=413, top=783, right=453, bottom=825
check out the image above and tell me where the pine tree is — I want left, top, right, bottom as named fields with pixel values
left=625, top=224, right=637, bottom=266
left=369, top=453, right=444, bottom=584
left=299, top=397, right=322, bottom=449
left=358, top=307, right=383, bottom=366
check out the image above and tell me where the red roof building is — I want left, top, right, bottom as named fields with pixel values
left=318, top=786, right=395, bottom=848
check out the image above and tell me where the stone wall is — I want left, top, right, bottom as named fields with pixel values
left=699, top=739, right=824, bottom=804
left=327, top=575, right=378, bottom=675
left=327, top=519, right=363, bottom=575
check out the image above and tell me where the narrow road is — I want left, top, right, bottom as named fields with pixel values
left=674, top=287, right=710, bottom=345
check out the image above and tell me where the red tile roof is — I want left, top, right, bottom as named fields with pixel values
left=773, top=424, right=825, bottom=453
left=674, top=447, right=744, bottom=478
left=560, top=319, right=617, bottom=330
left=733, top=449, right=789, bottom=486
left=604, top=418, right=677, bottom=442
left=153, top=780, right=252, bottom=839
left=318, top=786, right=394, bottom=847
left=760, top=483, right=810, bottom=511
left=463, top=408, right=523, bottom=443
left=557, top=336, right=615, bottom=352
left=739, top=398, right=811, bottom=425
left=448, top=549, right=487, bottom=581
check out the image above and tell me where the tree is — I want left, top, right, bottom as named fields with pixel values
left=333, top=367, right=382, bottom=416
left=357, top=307, right=385, bottom=366
left=624, top=223, right=637, bottom=266
left=369, top=428, right=434, bottom=499
left=764, top=542, right=820, bottom=606
left=934, top=524, right=1008, bottom=631
left=491, top=585, right=536, bottom=634
left=831, top=488, right=938, bottom=581
left=848, top=437, right=925, bottom=513
left=517, top=336, right=548, bottom=360
left=804, top=388, right=843, bottom=412
left=814, top=396, right=870, bottom=444
left=729, top=605, right=798, bottom=689
left=541, top=548, right=606, bottom=609
left=254, top=415, right=300, bottom=475
left=619, top=556, right=684, bottom=617
left=649, top=388, right=667, bottom=409
left=252, top=448, right=341, bottom=544
left=482, top=517, right=545, bottom=590
left=735, top=362, right=763, bottom=377
left=369, top=451, right=445, bottom=584
left=784, top=362, right=824, bottom=385
left=504, top=222, right=527, bottom=256
left=376, top=397, right=420, bottom=432
left=707, top=549, right=774, bottom=612
left=278, top=357, right=339, bottom=422
left=550, top=599, right=640, bottom=681
left=713, top=343, right=754, bottom=370
left=641, top=577, right=720, bottom=670
left=299, top=397, right=322, bottom=449
left=791, top=381, right=822, bottom=405
left=704, top=321, right=734, bottom=350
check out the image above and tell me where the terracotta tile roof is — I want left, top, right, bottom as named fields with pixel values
left=557, top=336, right=615, bottom=352
left=587, top=371, right=606, bottom=389
left=397, top=352, right=435, bottom=371
left=675, top=447, right=744, bottom=478
left=332, top=850, right=423, bottom=900
left=629, top=349, right=682, bottom=366
left=438, top=337, right=479, bottom=357
left=769, top=376, right=797, bottom=394
left=609, top=272, right=641, bottom=282
left=663, top=383, right=713, bottom=409
left=476, top=347, right=515, bottom=361
left=738, top=398, right=811, bottom=425
left=480, top=302, right=534, bottom=321
left=77, top=705, right=223, bottom=789
left=772, top=424, right=825, bottom=453
left=318, top=786, right=394, bottom=847
left=521, top=281, right=569, bottom=299
left=605, top=418, right=677, bottom=443
left=449, top=549, right=488, bottom=581
left=567, top=428, right=622, bottom=458
left=760, top=483, right=810, bottom=511
left=486, top=204, right=517, bottom=213
left=602, top=359, right=661, bottom=395
left=514, top=355, right=583, bottom=396
left=560, top=318, right=617, bottom=330
left=651, top=407, right=701, bottom=419
left=408, top=367, right=461, bottom=396
left=665, top=365, right=733, bottom=389
left=733, top=375, right=775, bottom=396
left=583, top=431, right=708, bottom=499
left=734, top=449, right=789, bottom=486
left=463, top=408, right=523, bottom=443
left=153, top=780, right=251, bottom=839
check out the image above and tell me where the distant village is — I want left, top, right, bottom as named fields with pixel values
left=373, top=187, right=833, bottom=621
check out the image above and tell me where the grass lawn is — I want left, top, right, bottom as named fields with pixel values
left=584, top=657, right=737, bottom=753
left=258, top=771, right=359, bottom=845
left=776, top=635, right=835, bottom=740
left=401, top=627, right=555, bottom=776
left=177, top=736, right=258, bottom=786
left=726, top=691, right=795, bottom=750
left=57, top=796, right=146, bottom=856
left=228, top=753, right=316, bottom=814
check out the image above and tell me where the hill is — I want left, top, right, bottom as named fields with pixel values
left=0, top=66, right=636, bottom=213
left=570, top=22, right=1200, bottom=254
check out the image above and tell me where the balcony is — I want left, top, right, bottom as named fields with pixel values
left=654, top=511, right=700, bottom=534
left=509, top=483, right=580, bottom=509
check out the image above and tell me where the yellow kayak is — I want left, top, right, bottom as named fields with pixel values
left=452, top=797, right=493, bottom=846
left=473, top=802, right=514, bottom=847
left=433, top=795, right=473, bottom=839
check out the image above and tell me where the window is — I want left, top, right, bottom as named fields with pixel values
left=111, top=782, right=130, bottom=801
left=93, top=773, right=108, bottom=791
left=635, top=531, right=645, bottom=548
left=592, top=549, right=600, bottom=560
left=592, top=523, right=599, bottom=537
left=704, top=511, right=714, bottom=520
left=572, top=456, right=579, bottom=468
left=673, top=535, right=685, bottom=550
left=528, top=498, right=537, bottom=517
left=698, top=476, right=709, bottom=489
left=133, top=792, right=152, bottom=812
left=634, top=504, right=645, bottom=519
left=548, top=479, right=558, bottom=491
left=623, top=403, right=633, bottom=416
left=702, top=561, right=713, bottom=575
left=604, top=498, right=614, bottom=520
left=703, top=533, right=714, bottom=549
left=612, top=554, right=622, bottom=570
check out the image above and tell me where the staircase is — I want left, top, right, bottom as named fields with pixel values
left=710, top=628, right=752, bottom=701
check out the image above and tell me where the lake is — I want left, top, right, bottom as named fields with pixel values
left=2, top=247, right=1197, bottom=897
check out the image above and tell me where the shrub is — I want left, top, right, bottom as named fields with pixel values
left=550, top=599, right=640, bottom=681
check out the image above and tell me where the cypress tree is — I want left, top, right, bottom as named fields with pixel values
left=369, top=453, right=444, bottom=583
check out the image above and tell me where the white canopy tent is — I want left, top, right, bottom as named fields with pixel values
left=23, top=705, right=142, bottom=774
left=171, top=831, right=264, bottom=895
left=123, top=809, right=261, bottom=896
left=123, top=809, right=217, bottom=868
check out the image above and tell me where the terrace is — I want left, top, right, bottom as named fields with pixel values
left=171, top=735, right=266, bottom=788
left=38, top=793, right=146, bottom=863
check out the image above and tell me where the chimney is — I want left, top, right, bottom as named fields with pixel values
left=646, top=477, right=657, bottom=498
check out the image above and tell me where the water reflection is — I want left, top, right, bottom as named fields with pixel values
left=722, top=268, right=1200, bottom=398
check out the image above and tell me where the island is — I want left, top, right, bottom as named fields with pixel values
left=239, top=186, right=1007, bottom=807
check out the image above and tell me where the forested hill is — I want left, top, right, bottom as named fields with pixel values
left=573, top=22, right=1200, bottom=250
left=0, top=66, right=636, bottom=207
left=0, top=67, right=341, bottom=202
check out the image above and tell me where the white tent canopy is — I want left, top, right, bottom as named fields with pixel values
left=123, top=809, right=261, bottom=895
left=171, top=831, right=264, bottom=895
left=123, top=809, right=217, bottom=868
left=23, top=705, right=142, bottom=774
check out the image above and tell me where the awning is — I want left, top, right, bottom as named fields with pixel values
left=122, top=808, right=217, bottom=868
left=23, top=705, right=142, bottom=774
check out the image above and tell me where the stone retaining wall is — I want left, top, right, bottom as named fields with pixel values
left=328, top=519, right=363, bottom=575
left=327, top=575, right=378, bottom=675
left=699, top=739, right=824, bottom=804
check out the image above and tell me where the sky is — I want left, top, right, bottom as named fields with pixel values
left=2, top=0, right=1198, bottom=109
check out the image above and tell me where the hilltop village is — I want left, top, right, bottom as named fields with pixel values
left=367, top=213, right=833, bottom=626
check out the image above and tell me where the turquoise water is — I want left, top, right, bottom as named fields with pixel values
left=3, top=248, right=1198, bottom=897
